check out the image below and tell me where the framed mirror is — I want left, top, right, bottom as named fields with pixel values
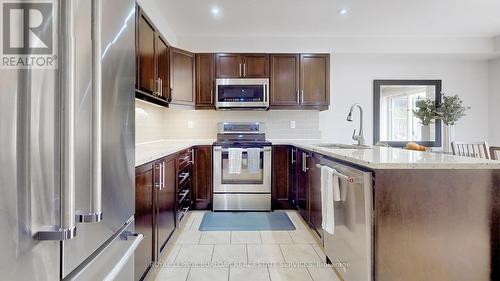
left=374, top=80, right=442, bottom=147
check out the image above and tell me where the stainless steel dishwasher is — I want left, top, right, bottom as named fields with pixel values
left=319, top=158, right=373, bottom=281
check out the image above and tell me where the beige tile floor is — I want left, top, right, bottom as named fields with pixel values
left=149, top=210, right=340, bottom=281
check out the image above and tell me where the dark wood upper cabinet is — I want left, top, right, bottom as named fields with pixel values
left=157, top=36, right=170, bottom=102
left=135, top=6, right=168, bottom=107
left=215, top=53, right=269, bottom=78
left=192, top=146, right=213, bottom=209
left=300, top=54, right=330, bottom=107
left=170, top=47, right=195, bottom=106
left=195, top=54, right=215, bottom=109
left=136, top=10, right=156, bottom=95
left=243, top=54, right=269, bottom=78
left=215, top=53, right=242, bottom=78
left=272, top=146, right=293, bottom=209
left=270, top=54, right=300, bottom=106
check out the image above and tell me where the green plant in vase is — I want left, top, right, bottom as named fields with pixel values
left=436, top=93, right=470, bottom=153
left=435, top=94, right=469, bottom=125
left=412, top=99, right=437, bottom=126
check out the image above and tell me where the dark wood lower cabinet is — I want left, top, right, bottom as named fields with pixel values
left=296, top=149, right=310, bottom=221
left=157, top=156, right=176, bottom=252
left=192, top=146, right=212, bottom=210
left=135, top=155, right=176, bottom=281
left=272, top=146, right=293, bottom=209
left=308, top=154, right=323, bottom=238
left=135, top=163, right=154, bottom=281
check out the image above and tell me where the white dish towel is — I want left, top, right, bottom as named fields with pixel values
left=228, top=148, right=243, bottom=174
left=246, top=148, right=261, bottom=174
left=321, top=166, right=341, bottom=235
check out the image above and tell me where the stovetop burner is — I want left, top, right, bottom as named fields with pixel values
left=213, top=140, right=273, bottom=147
left=214, top=122, right=271, bottom=147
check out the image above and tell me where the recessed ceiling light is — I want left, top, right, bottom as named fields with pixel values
left=338, top=8, right=349, bottom=16
left=211, top=7, right=220, bottom=16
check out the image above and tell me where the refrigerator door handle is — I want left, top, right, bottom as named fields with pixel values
left=76, top=0, right=103, bottom=223
left=38, top=0, right=77, bottom=240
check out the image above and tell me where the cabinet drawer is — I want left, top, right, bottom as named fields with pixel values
left=177, top=149, right=193, bottom=170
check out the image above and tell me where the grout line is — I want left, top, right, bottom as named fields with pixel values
left=311, top=244, right=325, bottom=262
left=210, top=244, right=215, bottom=265
left=227, top=266, right=231, bottom=281
left=230, top=231, right=233, bottom=244
left=172, top=245, right=182, bottom=264
left=308, top=244, right=323, bottom=262
left=266, top=265, right=272, bottom=281
left=245, top=244, right=249, bottom=264
left=184, top=267, right=192, bottom=281
left=277, top=244, right=286, bottom=263
left=305, top=266, right=316, bottom=281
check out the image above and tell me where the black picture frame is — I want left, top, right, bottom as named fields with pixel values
left=373, top=80, right=442, bottom=147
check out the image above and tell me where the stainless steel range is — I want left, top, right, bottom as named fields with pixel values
left=213, top=122, right=272, bottom=211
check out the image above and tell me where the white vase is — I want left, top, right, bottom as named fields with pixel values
left=442, top=124, right=455, bottom=153
left=421, top=125, right=431, bottom=141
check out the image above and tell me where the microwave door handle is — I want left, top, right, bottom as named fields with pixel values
left=38, top=0, right=77, bottom=240
left=264, top=84, right=268, bottom=103
left=76, top=0, right=103, bottom=223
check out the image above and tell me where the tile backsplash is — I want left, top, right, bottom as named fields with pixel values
left=135, top=99, right=321, bottom=144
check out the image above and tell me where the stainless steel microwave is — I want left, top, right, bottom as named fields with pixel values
left=215, top=78, right=269, bottom=110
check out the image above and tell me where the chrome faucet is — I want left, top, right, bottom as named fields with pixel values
left=347, top=103, right=365, bottom=146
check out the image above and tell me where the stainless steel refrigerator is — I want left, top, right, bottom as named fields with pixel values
left=0, top=0, right=140, bottom=280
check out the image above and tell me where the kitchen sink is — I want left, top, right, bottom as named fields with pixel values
left=315, top=143, right=372, bottom=149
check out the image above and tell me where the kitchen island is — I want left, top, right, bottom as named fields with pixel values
left=135, top=140, right=500, bottom=281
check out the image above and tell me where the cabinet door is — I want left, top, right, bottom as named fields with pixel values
left=270, top=54, right=300, bottom=106
left=135, top=163, right=154, bottom=281
left=170, top=48, right=195, bottom=105
left=215, top=53, right=242, bottom=78
left=157, top=36, right=170, bottom=101
left=193, top=146, right=212, bottom=209
left=243, top=54, right=269, bottom=78
left=296, top=150, right=310, bottom=221
left=137, top=11, right=156, bottom=94
left=309, top=154, right=323, bottom=238
left=157, top=156, right=176, bottom=252
left=195, top=54, right=215, bottom=109
left=300, top=54, right=330, bottom=106
left=272, top=146, right=292, bottom=209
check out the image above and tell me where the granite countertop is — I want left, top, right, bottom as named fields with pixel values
left=135, top=139, right=215, bottom=166
left=135, top=139, right=500, bottom=169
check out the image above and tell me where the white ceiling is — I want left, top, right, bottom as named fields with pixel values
left=157, top=0, right=500, bottom=38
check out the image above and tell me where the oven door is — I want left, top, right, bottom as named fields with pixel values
left=213, top=146, right=271, bottom=193
left=215, top=79, right=269, bottom=109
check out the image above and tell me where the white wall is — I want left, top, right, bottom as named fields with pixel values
left=321, top=54, right=491, bottom=145
left=489, top=58, right=500, bottom=145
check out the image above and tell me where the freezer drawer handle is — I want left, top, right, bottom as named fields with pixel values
left=37, top=0, right=77, bottom=241
left=103, top=232, right=144, bottom=281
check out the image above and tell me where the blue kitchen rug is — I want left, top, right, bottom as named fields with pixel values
left=199, top=211, right=296, bottom=231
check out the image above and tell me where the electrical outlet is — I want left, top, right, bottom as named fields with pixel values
left=289, top=120, right=296, bottom=129
left=187, top=120, right=194, bottom=129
